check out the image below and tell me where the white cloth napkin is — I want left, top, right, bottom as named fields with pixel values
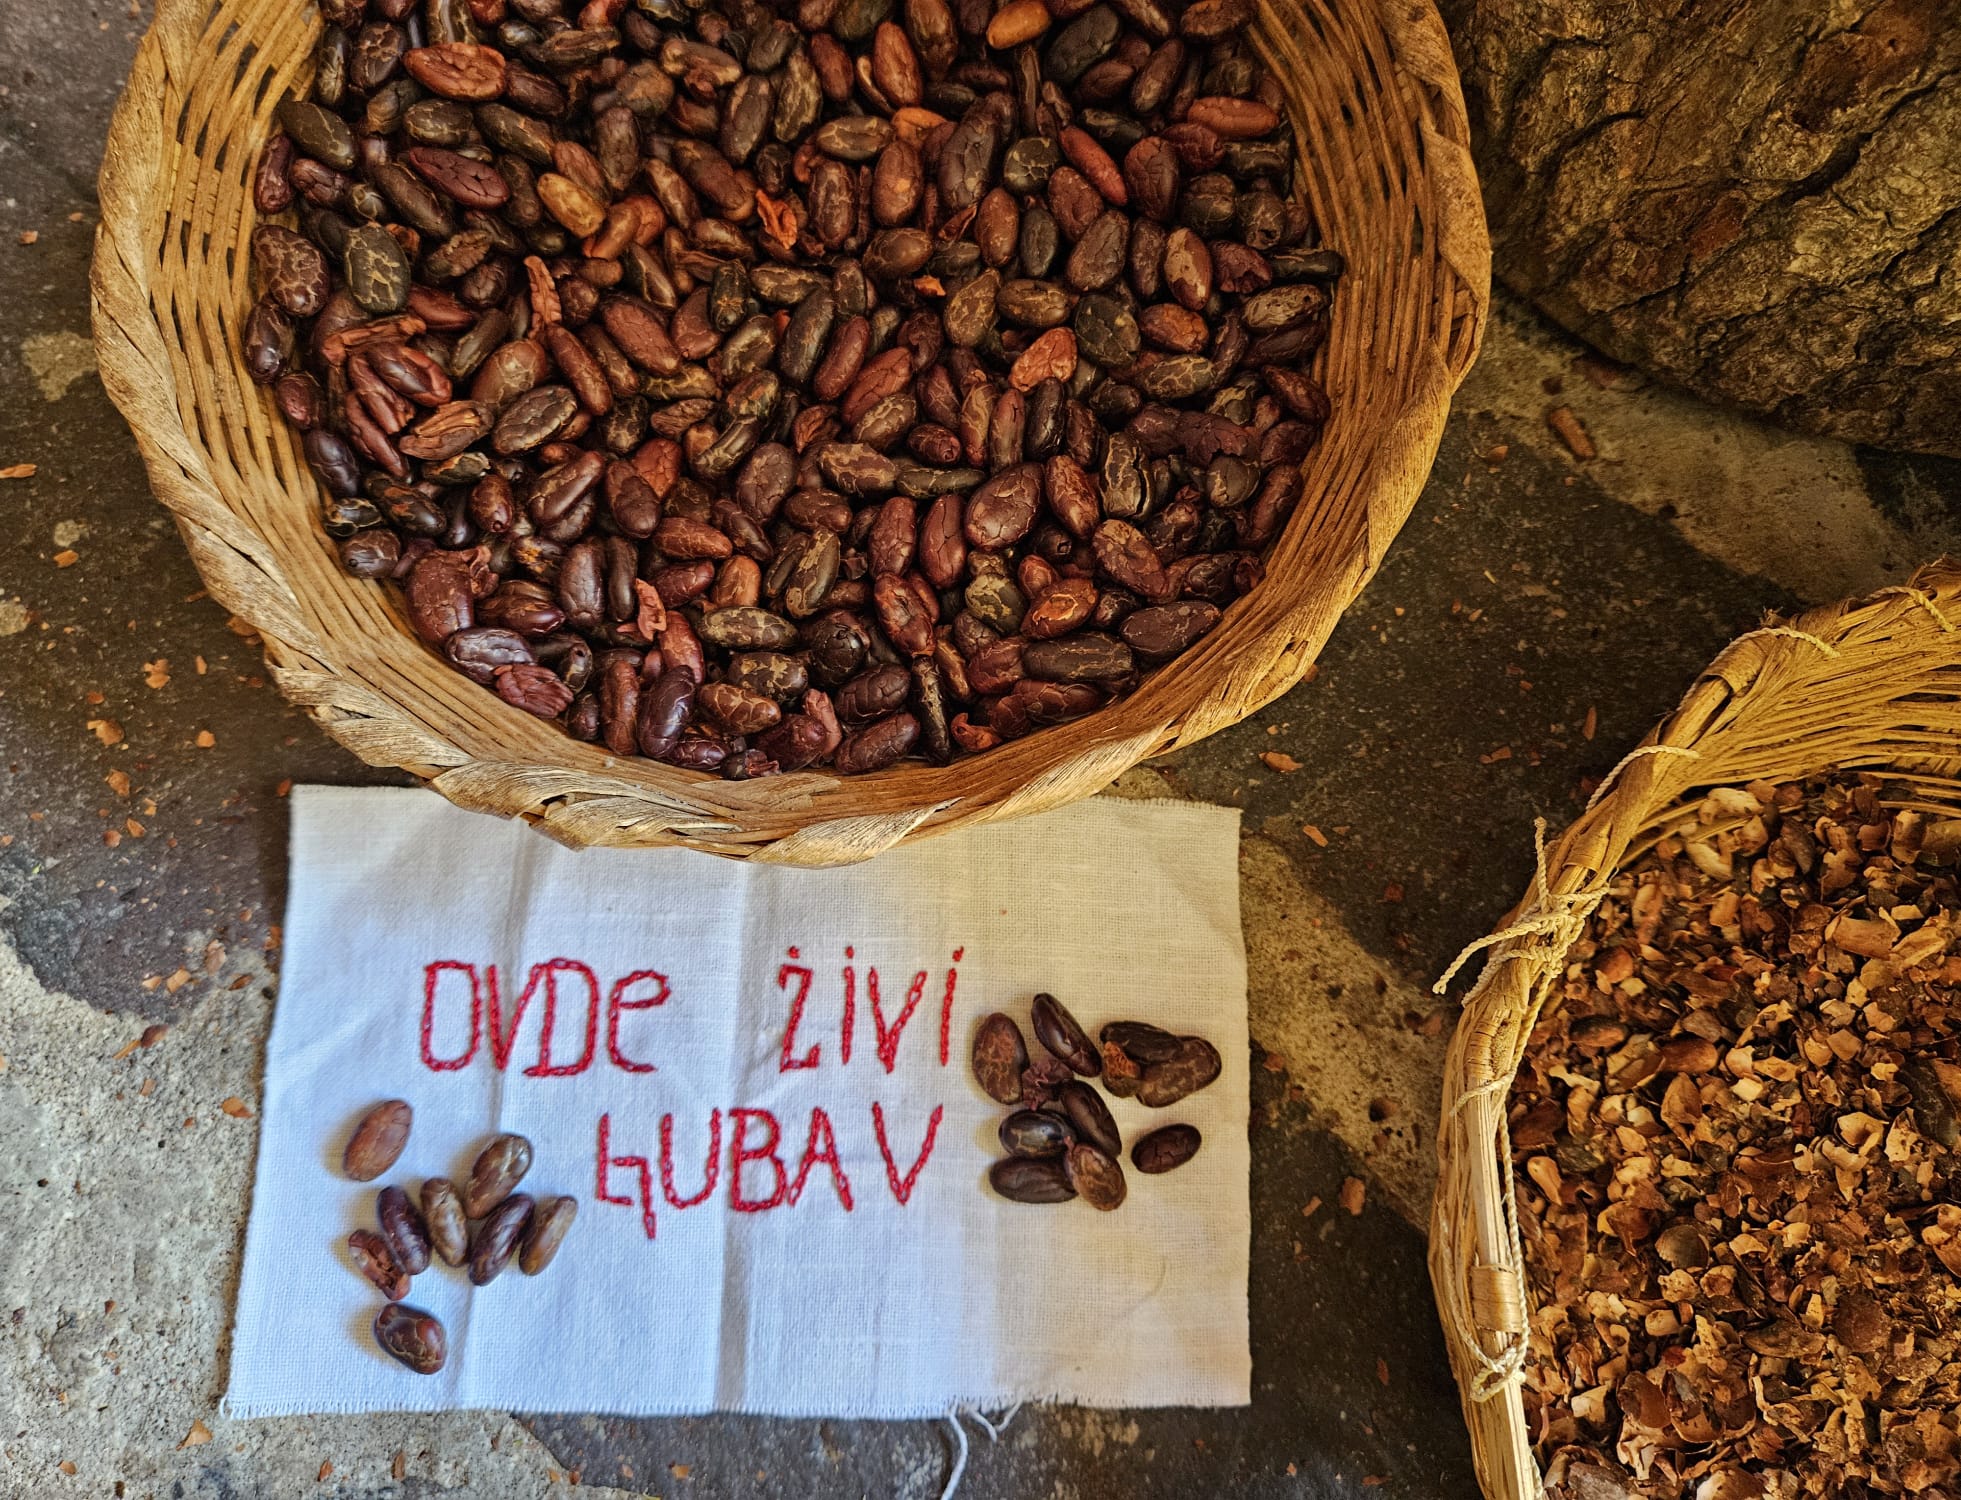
left=225, top=786, right=1249, bottom=1419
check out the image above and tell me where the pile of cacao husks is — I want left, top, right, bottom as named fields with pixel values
left=1512, top=773, right=1961, bottom=1499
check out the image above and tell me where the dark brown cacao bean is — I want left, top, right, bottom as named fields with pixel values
left=1000, top=1109, right=1074, bottom=1158
left=374, top=1303, right=448, bottom=1374
left=1131, top=1122, right=1201, bottom=1173
left=377, top=1183, right=432, bottom=1275
left=972, top=1011, right=1029, bottom=1103
left=469, top=1192, right=535, bottom=1285
left=989, top=1155, right=1076, bottom=1204
left=1064, top=1142, right=1126, bottom=1209
left=1137, top=1036, right=1223, bottom=1106
left=1054, top=1077, right=1121, bottom=1157
left=1031, top=991, right=1100, bottom=1075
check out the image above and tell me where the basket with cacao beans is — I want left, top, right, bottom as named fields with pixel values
left=248, top=0, right=1339, bottom=777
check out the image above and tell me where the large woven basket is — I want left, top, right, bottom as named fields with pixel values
left=91, top=0, right=1487, bottom=864
left=1431, top=562, right=1961, bottom=1499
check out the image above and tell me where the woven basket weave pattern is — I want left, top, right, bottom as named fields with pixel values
left=1431, top=563, right=1961, bottom=1500
left=92, top=0, right=1487, bottom=863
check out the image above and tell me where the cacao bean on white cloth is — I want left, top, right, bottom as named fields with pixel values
left=224, top=786, right=1249, bottom=1418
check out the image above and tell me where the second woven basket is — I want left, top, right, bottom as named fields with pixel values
left=1432, top=562, right=1961, bottom=1498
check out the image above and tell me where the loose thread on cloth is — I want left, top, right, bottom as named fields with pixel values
left=939, top=1405, right=1024, bottom=1500
left=968, top=1403, right=1022, bottom=1439
left=942, top=1414, right=968, bottom=1500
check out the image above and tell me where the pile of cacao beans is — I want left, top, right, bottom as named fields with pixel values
left=974, top=992, right=1214, bottom=1209
left=248, top=0, right=1338, bottom=776
left=341, top=1100, right=578, bottom=1374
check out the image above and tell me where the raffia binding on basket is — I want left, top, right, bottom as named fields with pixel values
left=1431, top=561, right=1961, bottom=1500
left=92, top=0, right=1487, bottom=865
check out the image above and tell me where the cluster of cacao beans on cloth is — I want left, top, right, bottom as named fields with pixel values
left=247, top=0, right=1340, bottom=776
left=974, top=993, right=1214, bottom=1209
left=342, top=1101, right=577, bottom=1374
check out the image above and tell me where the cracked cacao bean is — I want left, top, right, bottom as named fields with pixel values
left=1064, top=1142, right=1126, bottom=1210
left=349, top=1228, right=410, bottom=1300
left=1137, top=1036, right=1223, bottom=1106
left=1131, top=1122, right=1201, bottom=1173
left=972, top=1011, right=1029, bottom=1103
left=374, top=1303, right=448, bottom=1374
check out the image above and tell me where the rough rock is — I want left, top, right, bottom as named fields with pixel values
left=1442, top=0, right=1961, bottom=455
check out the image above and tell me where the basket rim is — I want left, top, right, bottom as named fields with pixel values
left=90, top=0, right=1489, bottom=864
left=1428, top=557, right=1961, bottom=1500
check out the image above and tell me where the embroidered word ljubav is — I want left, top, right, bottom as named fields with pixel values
left=416, top=944, right=965, bottom=1242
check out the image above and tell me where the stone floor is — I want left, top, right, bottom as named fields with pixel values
left=3, top=5, right=1960, bottom=1499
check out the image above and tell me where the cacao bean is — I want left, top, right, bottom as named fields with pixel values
left=1064, top=1141, right=1126, bottom=1209
left=1032, top=991, right=1100, bottom=1075
left=1137, top=1036, right=1222, bottom=1106
left=519, top=1195, right=578, bottom=1274
left=468, top=1193, right=533, bottom=1285
left=377, top=1183, right=432, bottom=1275
left=999, top=1109, right=1074, bottom=1158
left=421, top=1177, right=470, bottom=1267
left=463, top=1132, right=533, bottom=1217
left=989, top=1155, right=1076, bottom=1203
left=1131, top=1122, right=1201, bottom=1173
left=343, top=1099, right=413, bottom=1181
left=348, top=1228, right=411, bottom=1300
left=374, top=1303, right=447, bottom=1374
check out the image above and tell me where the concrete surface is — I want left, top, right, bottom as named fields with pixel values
left=3, top=5, right=1960, bottom=1498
